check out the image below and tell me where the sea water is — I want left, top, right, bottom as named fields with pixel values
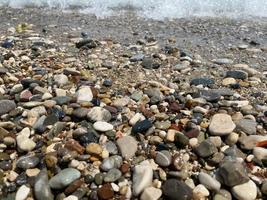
left=0, top=0, right=266, bottom=19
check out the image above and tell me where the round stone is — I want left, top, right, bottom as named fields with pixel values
left=155, top=150, right=172, bottom=167
left=86, top=143, right=103, bottom=155
left=231, top=180, right=257, bottom=200
left=140, top=187, right=162, bottom=200
left=15, top=185, right=30, bottom=200
left=104, top=168, right=122, bottom=182
left=209, top=114, right=236, bottom=136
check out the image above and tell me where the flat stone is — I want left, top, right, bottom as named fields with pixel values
left=76, top=86, right=93, bottom=103
left=239, top=135, right=267, bottom=150
left=195, top=140, right=217, bottom=158
left=97, top=183, right=114, bottom=200
left=85, top=142, right=102, bottom=156
left=0, top=100, right=16, bottom=115
left=231, top=180, right=257, bottom=200
left=132, top=119, right=153, bottom=134
left=34, top=169, right=54, bottom=200
left=253, top=147, right=267, bottom=161
left=87, top=107, right=112, bottom=122
left=113, top=97, right=130, bottom=107
left=130, top=54, right=144, bottom=62
left=133, top=160, right=153, bottom=196
left=213, top=58, right=233, bottom=65
left=117, top=136, right=138, bottom=160
left=16, top=155, right=39, bottom=170
left=190, top=77, right=215, bottom=87
left=104, top=168, right=122, bottom=182
left=140, top=187, right=162, bottom=200
left=209, top=114, right=236, bottom=136
left=222, top=77, right=237, bottom=86
left=154, top=121, right=171, bottom=130
left=226, top=70, right=248, bottom=80
left=218, top=160, right=249, bottom=187
left=101, top=155, right=123, bottom=171
left=236, top=119, right=257, bottom=135
left=155, top=150, right=172, bottom=167
left=162, top=179, right=193, bottom=200
left=15, top=185, right=30, bottom=200
left=49, top=168, right=81, bottom=189
left=93, top=121, right=113, bottom=132
left=198, top=172, right=221, bottom=191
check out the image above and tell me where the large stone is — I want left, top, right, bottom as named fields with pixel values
left=34, top=168, right=54, bottom=200
left=0, top=100, right=16, bottom=115
left=218, top=161, right=249, bottom=187
left=133, top=160, right=153, bottom=196
left=49, top=168, right=81, bottom=189
left=236, top=119, right=257, bottom=135
left=231, top=180, right=257, bottom=200
left=162, top=179, right=193, bottom=200
left=239, top=135, right=267, bottom=150
left=209, top=114, right=236, bottom=136
left=117, top=136, right=138, bottom=160
left=195, top=140, right=217, bottom=158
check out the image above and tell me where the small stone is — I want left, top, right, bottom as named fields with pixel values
left=132, top=119, right=153, bottom=134
left=218, top=160, right=249, bottom=187
left=87, top=107, right=112, bottom=122
left=16, top=155, right=39, bottom=170
left=129, top=113, right=142, bottom=125
left=198, top=172, right=221, bottom=191
left=0, top=100, right=16, bottom=115
left=140, top=187, right=162, bottom=200
left=93, top=121, right=113, bottom=132
left=190, top=77, right=215, bottom=87
left=104, top=168, right=122, bottom=182
left=101, top=155, right=123, bottom=171
left=231, top=180, right=257, bottom=200
left=117, top=136, right=138, bottom=160
left=193, top=184, right=209, bottom=198
left=26, top=168, right=40, bottom=177
left=86, top=143, right=103, bottom=155
left=49, top=168, right=81, bottom=189
left=113, top=97, right=130, bottom=107
left=133, top=160, right=153, bottom=196
left=213, top=58, right=233, bottom=65
left=76, top=86, right=93, bottom=103
left=166, top=130, right=176, bottom=142
left=141, top=57, right=160, bottom=69
left=130, top=54, right=144, bottom=62
left=154, top=121, right=171, bottom=130
left=95, top=173, right=104, bottom=185
left=226, top=70, right=248, bottom=80
left=16, top=134, right=36, bottom=152
left=103, top=141, right=118, bottom=155
left=54, top=74, right=68, bottom=86
left=15, top=185, right=30, bottom=200
left=162, top=179, right=193, bottom=200
left=63, top=195, right=78, bottom=200
left=222, top=77, right=237, bottom=86
left=155, top=150, right=172, bottom=167
left=209, top=114, right=236, bottom=136
left=97, top=184, right=114, bottom=200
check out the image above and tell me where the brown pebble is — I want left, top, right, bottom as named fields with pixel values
left=120, top=163, right=130, bottom=174
left=64, top=179, right=84, bottom=195
left=169, top=101, right=182, bottom=112
left=45, top=154, right=58, bottom=168
left=65, top=139, right=85, bottom=154
left=184, top=128, right=200, bottom=138
left=97, top=183, right=114, bottom=200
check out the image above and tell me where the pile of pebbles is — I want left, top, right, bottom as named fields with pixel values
left=0, top=23, right=267, bottom=200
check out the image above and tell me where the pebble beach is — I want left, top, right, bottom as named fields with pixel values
left=0, top=6, right=267, bottom=200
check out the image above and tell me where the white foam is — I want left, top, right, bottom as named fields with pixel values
left=0, top=0, right=267, bottom=19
